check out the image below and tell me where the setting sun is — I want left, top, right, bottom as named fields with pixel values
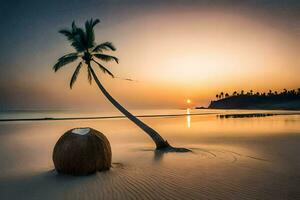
left=187, top=99, right=191, bottom=104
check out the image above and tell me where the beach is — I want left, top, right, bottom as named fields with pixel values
left=1, top=109, right=300, bottom=200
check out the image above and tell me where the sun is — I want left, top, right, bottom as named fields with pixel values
left=186, top=99, right=191, bottom=104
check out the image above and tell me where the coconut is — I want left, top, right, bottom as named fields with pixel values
left=53, top=127, right=111, bottom=175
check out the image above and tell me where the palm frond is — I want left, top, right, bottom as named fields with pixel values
left=58, top=21, right=87, bottom=52
left=87, top=66, right=93, bottom=84
left=53, top=53, right=79, bottom=72
left=71, top=21, right=77, bottom=30
left=93, top=53, right=119, bottom=64
left=93, top=42, right=116, bottom=52
left=92, top=59, right=115, bottom=78
left=85, top=19, right=100, bottom=49
left=92, top=18, right=100, bottom=27
left=59, top=29, right=73, bottom=38
left=68, top=27, right=86, bottom=52
left=70, top=62, right=82, bottom=88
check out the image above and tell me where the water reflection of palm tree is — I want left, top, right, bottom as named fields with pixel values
left=153, top=150, right=165, bottom=162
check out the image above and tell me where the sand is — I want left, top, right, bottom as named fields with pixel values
left=0, top=110, right=300, bottom=200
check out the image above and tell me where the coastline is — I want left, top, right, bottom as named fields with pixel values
left=1, top=110, right=300, bottom=122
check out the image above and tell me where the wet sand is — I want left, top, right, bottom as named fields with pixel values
left=0, top=110, right=300, bottom=199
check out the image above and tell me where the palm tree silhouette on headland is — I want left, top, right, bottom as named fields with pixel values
left=53, top=19, right=189, bottom=151
left=220, top=92, right=224, bottom=99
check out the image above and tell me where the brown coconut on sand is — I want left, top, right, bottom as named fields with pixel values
left=53, top=127, right=112, bottom=176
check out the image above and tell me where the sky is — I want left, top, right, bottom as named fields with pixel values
left=0, top=0, right=299, bottom=111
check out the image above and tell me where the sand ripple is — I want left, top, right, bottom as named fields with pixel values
left=1, top=147, right=299, bottom=200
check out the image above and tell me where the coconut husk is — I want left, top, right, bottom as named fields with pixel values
left=53, top=127, right=111, bottom=175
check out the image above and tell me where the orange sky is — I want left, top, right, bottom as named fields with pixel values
left=0, top=2, right=299, bottom=110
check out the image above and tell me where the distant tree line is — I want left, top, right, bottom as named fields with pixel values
left=215, top=88, right=300, bottom=100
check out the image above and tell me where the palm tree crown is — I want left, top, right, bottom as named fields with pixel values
left=53, top=18, right=118, bottom=88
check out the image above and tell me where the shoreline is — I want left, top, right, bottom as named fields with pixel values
left=196, top=107, right=300, bottom=111
left=0, top=112, right=218, bottom=122
left=1, top=111, right=300, bottom=122
left=207, top=108, right=300, bottom=111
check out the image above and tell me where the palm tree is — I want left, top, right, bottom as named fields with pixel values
left=216, top=94, right=219, bottom=99
left=53, top=19, right=179, bottom=151
left=290, top=89, right=296, bottom=95
left=225, top=93, right=229, bottom=98
left=268, top=90, right=273, bottom=96
left=220, top=92, right=224, bottom=99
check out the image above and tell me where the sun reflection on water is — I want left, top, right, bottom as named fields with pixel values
left=187, top=108, right=191, bottom=128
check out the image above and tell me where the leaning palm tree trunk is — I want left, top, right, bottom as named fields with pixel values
left=89, top=66, right=170, bottom=149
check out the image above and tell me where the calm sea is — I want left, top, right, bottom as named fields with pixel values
left=1, top=109, right=300, bottom=199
